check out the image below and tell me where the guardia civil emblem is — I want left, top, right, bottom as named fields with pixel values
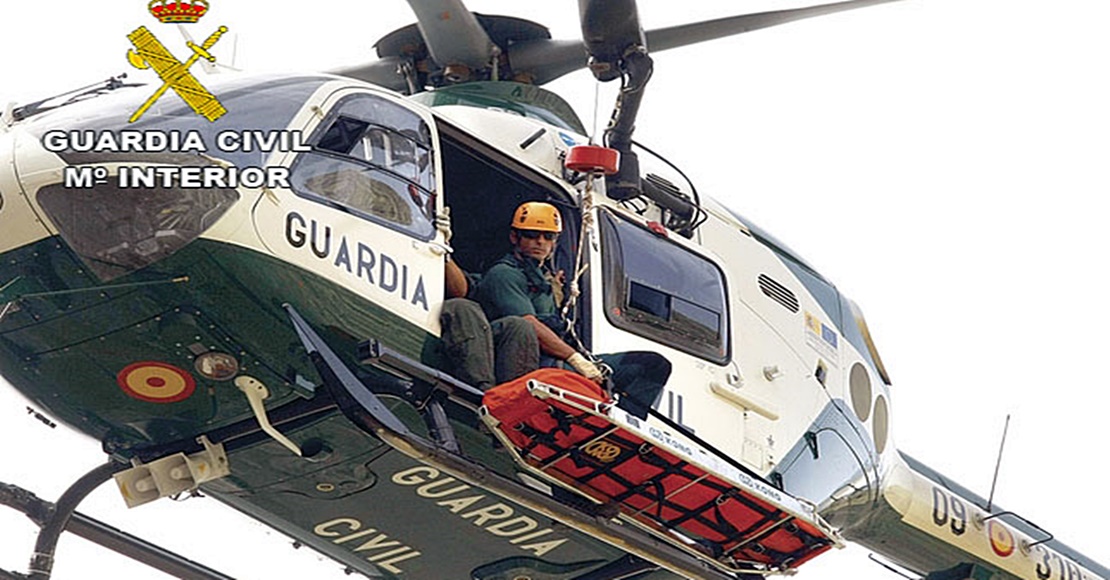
left=125, top=1, right=227, bottom=122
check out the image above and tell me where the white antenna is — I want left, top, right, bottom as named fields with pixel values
left=986, top=414, right=1011, bottom=512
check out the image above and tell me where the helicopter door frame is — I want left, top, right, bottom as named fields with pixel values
left=430, top=119, right=580, bottom=276
left=252, top=84, right=446, bottom=332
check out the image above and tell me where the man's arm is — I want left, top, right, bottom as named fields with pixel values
left=445, top=256, right=469, bottom=299
left=524, top=314, right=602, bottom=380
left=522, top=314, right=574, bottom=360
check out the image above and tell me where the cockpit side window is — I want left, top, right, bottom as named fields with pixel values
left=291, top=93, right=435, bottom=239
left=600, top=210, right=730, bottom=363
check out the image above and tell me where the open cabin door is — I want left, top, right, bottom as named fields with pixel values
left=253, top=85, right=446, bottom=333
left=431, top=121, right=580, bottom=284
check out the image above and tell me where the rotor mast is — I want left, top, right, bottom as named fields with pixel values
left=578, top=0, right=652, bottom=201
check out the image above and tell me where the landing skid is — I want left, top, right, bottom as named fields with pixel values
left=0, top=471, right=233, bottom=580
left=284, top=304, right=753, bottom=580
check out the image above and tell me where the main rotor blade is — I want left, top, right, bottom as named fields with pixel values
left=509, top=0, right=907, bottom=86
left=334, top=0, right=907, bottom=91
left=504, top=39, right=587, bottom=86
left=405, top=0, right=496, bottom=70
left=645, top=0, right=907, bottom=53
left=328, top=57, right=411, bottom=92
left=578, top=0, right=644, bottom=64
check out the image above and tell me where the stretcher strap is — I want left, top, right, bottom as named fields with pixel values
left=500, top=397, right=835, bottom=567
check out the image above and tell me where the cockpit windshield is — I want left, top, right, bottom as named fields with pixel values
left=22, top=74, right=334, bottom=282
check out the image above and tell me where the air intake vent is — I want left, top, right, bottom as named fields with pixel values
left=758, top=274, right=799, bottom=313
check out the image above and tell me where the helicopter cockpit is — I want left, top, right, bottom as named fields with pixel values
left=16, top=74, right=330, bottom=282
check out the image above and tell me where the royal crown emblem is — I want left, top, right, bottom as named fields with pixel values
left=148, top=0, right=209, bottom=24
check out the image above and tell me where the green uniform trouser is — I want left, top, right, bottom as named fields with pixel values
left=440, top=298, right=538, bottom=391
left=598, top=351, right=671, bottom=420
left=442, top=299, right=670, bottom=416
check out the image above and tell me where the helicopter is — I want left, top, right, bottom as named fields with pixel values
left=1, top=1, right=1107, bottom=579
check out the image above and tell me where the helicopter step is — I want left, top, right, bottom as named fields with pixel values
left=479, top=370, right=841, bottom=575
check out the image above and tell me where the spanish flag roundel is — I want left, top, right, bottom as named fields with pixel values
left=117, top=362, right=196, bottom=403
left=989, top=519, right=1016, bottom=558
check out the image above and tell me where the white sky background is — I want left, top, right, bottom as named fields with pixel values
left=1, top=1, right=1109, bottom=578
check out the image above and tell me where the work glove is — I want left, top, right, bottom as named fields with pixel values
left=435, top=207, right=453, bottom=246
left=566, top=352, right=604, bottom=382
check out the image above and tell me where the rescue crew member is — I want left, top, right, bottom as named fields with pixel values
left=475, top=201, right=670, bottom=418
left=438, top=208, right=538, bottom=391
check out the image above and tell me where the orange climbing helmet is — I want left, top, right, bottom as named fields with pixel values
left=511, top=201, right=563, bottom=233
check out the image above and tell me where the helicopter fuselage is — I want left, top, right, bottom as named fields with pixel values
left=0, top=73, right=1103, bottom=580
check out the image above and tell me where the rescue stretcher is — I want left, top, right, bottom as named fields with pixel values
left=480, top=368, right=842, bottom=575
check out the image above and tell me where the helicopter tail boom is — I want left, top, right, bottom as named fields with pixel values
left=847, top=454, right=1109, bottom=580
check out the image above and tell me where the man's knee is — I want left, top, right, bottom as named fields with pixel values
left=491, top=316, right=540, bottom=383
left=442, top=298, right=486, bottom=323
left=604, top=351, right=672, bottom=380
left=630, top=351, right=672, bottom=379
left=494, top=316, right=538, bottom=347
left=440, top=299, right=496, bottom=389
left=602, top=351, right=671, bottom=420
left=441, top=299, right=491, bottom=343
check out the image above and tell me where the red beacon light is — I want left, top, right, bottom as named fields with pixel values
left=646, top=221, right=669, bottom=237
left=565, top=144, right=620, bottom=175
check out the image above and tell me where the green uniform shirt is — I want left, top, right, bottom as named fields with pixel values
left=476, top=253, right=557, bottom=321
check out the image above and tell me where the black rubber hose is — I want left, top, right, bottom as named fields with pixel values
left=28, top=461, right=122, bottom=580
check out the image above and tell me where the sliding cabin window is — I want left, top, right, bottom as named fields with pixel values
left=600, top=211, right=730, bottom=363
left=291, top=93, right=436, bottom=239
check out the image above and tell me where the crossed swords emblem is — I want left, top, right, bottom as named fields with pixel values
left=126, top=25, right=228, bottom=123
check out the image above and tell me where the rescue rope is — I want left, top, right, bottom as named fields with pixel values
left=562, top=176, right=593, bottom=322
left=561, top=173, right=611, bottom=378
